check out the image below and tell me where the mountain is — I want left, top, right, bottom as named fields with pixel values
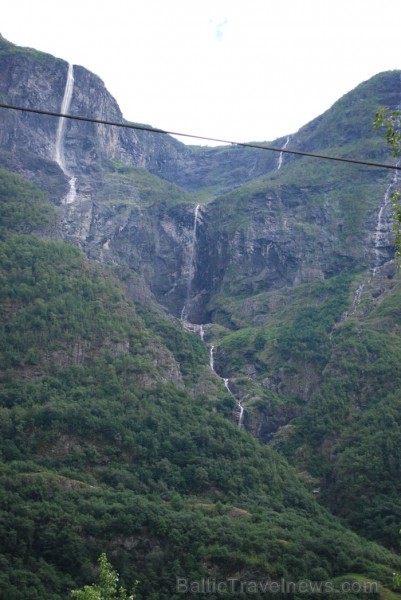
left=1, top=33, right=401, bottom=599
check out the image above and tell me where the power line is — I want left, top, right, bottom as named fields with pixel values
left=0, top=102, right=399, bottom=172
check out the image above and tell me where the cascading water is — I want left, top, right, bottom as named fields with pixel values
left=277, top=135, right=290, bottom=170
left=238, top=398, right=244, bottom=428
left=210, top=346, right=244, bottom=427
left=55, top=63, right=76, bottom=204
left=372, top=165, right=400, bottom=274
left=373, top=76, right=401, bottom=273
left=209, top=345, right=215, bottom=371
left=224, top=378, right=244, bottom=427
left=181, top=204, right=200, bottom=321
left=341, top=81, right=401, bottom=321
left=348, top=163, right=400, bottom=317
left=349, top=280, right=366, bottom=316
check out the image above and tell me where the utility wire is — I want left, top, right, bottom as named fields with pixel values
left=0, top=102, right=399, bottom=172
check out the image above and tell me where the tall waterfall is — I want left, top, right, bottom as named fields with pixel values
left=209, top=345, right=215, bottom=370
left=277, top=135, right=290, bottom=170
left=373, top=75, right=401, bottom=272
left=347, top=163, right=400, bottom=317
left=209, top=346, right=244, bottom=427
left=181, top=204, right=200, bottom=321
left=55, top=63, right=76, bottom=204
left=372, top=166, right=400, bottom=273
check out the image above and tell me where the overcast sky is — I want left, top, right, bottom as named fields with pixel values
left=2, top=0, right=401, bottom=145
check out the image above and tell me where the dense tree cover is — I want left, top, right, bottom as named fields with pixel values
left=213, top=262, right=401, bottom=549
left=1, top=171, right=401, bottom=599
left=274, top=312, right=401, bottom=546
left=0, top=168, right=54, bottom=234
left=200, top=103, right=401, bottom=546
left=135, top=304, right=208, bottom=383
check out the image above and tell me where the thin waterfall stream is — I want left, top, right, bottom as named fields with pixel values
left=181, top=204, right=200, bottom=321
left=209, top=346, right=244, bottom=428
left=347, top=71, right=401, bottom=318
left=372, top=74, right=401, bottom=275
left=277, top=135, right=290, bottom=170
left=372, top=164, right=400, bottom=274
left=346, top=164, right=400, bottom=318
left=181, top=205, right=243, bottom=427
left=55, top=63, right=76, bottom=204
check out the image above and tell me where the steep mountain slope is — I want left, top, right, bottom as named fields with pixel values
left=191, top=75, right=401, bottom=548
left=3, top=169, right=401, bottom=599
left=1, top=34, right=398, bottom=308
left=1, top=34, right=401, bottom=597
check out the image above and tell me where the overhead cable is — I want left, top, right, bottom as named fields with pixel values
left=0, top=102, right=399, bottom=171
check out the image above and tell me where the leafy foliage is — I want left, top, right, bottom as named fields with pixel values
left=2, top=56, right=401, bottom=599
left=1, top=170, right=401, bottom=599
left=71, top=554, right=136, bottom=599
left=0, top=168, right=54, bottom=234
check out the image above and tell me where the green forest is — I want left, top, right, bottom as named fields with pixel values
left=1, top=35, right=401, bottom=599
left=1, top=169, right=401, bottom=599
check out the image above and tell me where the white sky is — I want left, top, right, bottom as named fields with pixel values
left=2, top=0, right=401, bottom=145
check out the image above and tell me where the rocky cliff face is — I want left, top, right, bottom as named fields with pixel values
left=0, top=33, right=400, bottom=382
left=3, top=36, right=401, bottom=550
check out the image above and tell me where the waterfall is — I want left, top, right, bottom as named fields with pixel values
left=238, top=399, right=244, bottom=428
left=209, top=346, right=244, bottom=427
left=277, top=135, right=290, bottom=170
left=346, top=165, right=400, bottom=317
left=224, top=378, right=244, bottom=427
left=209, top=345, right=215, bottom=370
left=373, top=77, right=401, bottom=273
left=350, top=281, right=366, bottom=314
left=372, top=166, right=400, bottom=274
left=181, top=204, right=200, bottom=321
left=55, top=63, right=76, bottom=204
